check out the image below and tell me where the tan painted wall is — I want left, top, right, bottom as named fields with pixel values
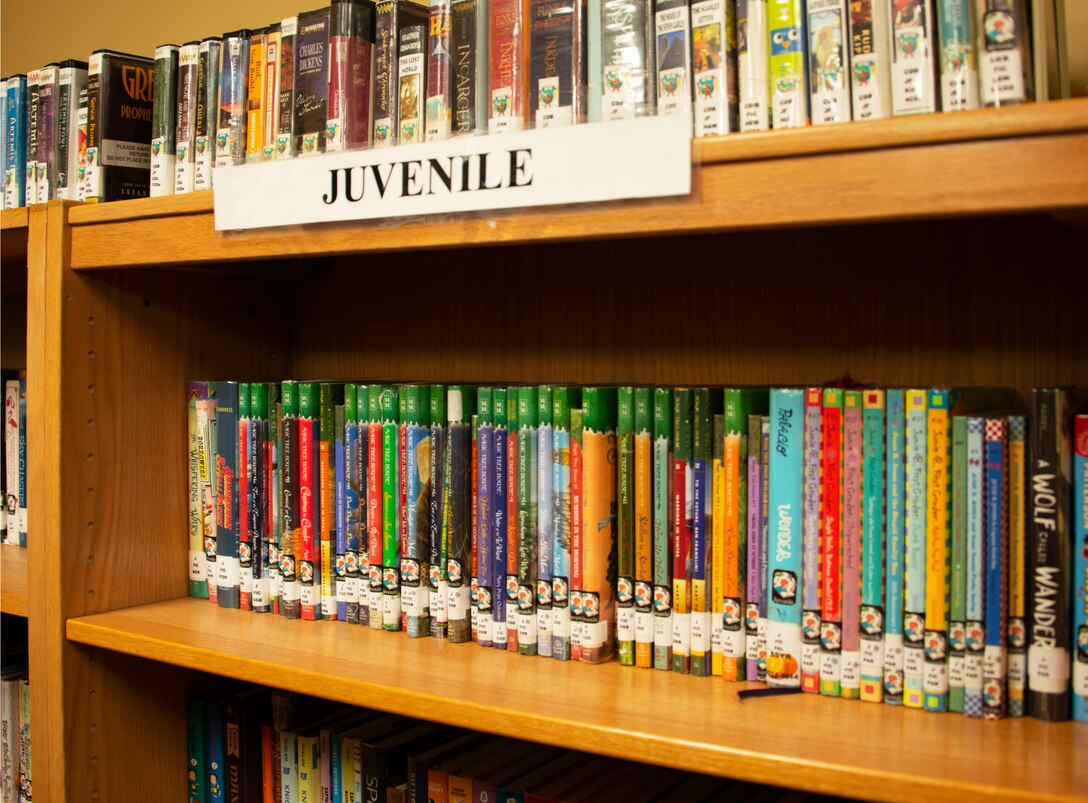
left=1, top=0, right=1085, bottom=93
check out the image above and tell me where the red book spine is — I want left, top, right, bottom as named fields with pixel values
left=487, top=0, right=528, bottom=131
left=300, top=416, right=318, bottom=620
left=820, top=398, right=843, bottom=691
left=239, top=417, right=251, bottom=610
left=570, top=424, right=584, bottom=661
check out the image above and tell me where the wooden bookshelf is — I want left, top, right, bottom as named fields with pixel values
left=15, top=104, right=1087, bottom=803
left=0, top=545, right=28, bottom=617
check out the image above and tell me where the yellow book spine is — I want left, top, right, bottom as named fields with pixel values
left=923, top=389, right=951, bottom=712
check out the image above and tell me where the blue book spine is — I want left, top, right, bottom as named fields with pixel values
left=765, top=389, right=804, bottom=687
left=551, top=419, right=572, bottom=660
left=883, top=389, right=905, bottom=705
left=493, top=410, right=508, bottom=649
left=206, top=698, right=225, bottom=803
left=983, top=417, right=1008, bottom=719
left=405, top=421, right=430, bottom=637
left=1074, top=414, right=1088, bottom=722
left=965, top=417, right=985, bottom=717
left=476, top=394, right=494, bottom=647
left=344, top=402, right=361, bottom=624
left=903, top=389, right=928, bottom=708
left=860, top=391, right=885, bottom=701
left=5, top=77, right=28, bottom=208
left=336, top=421, right=347, bottom=622
left=331, top=731, right=343, bottom=803
left=215, top=382, right=241, bottom=608
left=537, top=411, right=554, bottom=657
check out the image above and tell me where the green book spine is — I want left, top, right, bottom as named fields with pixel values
left=580, top=386, right=618, bottom=664
left=616, top=386, right=636, bottom=666
left=382, top=385, right=401, bottom=631
left=949, top=413, right=968, bottom=712
left=517, top=386, right=539, bottom=655
left=367, top=385, right=384, bottom=629
left=536, top=385, right=554, bottom=658
left=652, top=387, right=673, bottom=671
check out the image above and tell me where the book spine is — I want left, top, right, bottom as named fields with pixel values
left=374, top=1, right=399, bottom=146
left=197, top=396, right=219, bottom=604
left=722, top=390, right=750, bottom=682
left=431, top=385, right=449, bottom=638
left=581, top=388, right=617, bottom=664
left=476, top=389, right=494, bottom=646
left=188, top=382, right=211, bottom=598
left=57, top=65, right=87, bottom=200
left=2, top=381, right=14, bottom=545
left=267, top=387, right=282, bottom=614
left=537, top=386, right=554, bottom=656
left=634, top=389, right=654, bottom=668
left=277, top=19, right=298, bottom=158
left=936, top=0, right=979, bottom=111
left=601, top=0, right=656, bottom=120
left=570, top=406, right=585, bottom=660
left=965, top=416, right=985, bottom=716
left=176, top=44, right=200, bottom=192
left=319, top=388, right=336, bottom=620
left=738, top=0, right=771, bottom=130
left=37, top=66, right=59, bottom=203
left=529, top=0, right=584, bottom=128
left=488, top=0, right=529, bottom=133
left=399, top=25, right=428, bottom=144
left=652, top=388, right=673, bottom=671
left=983, top=416, right=1008, bottom=720
left=81, top=64, right=97, bottom=201
left=691, top=0, right=739, bottom=136
left=806, top=0, right=851, bottom=124
left=758, top=416, right=771, bottom=681
left=655, top=0, right=694, bottom=130
left=345, top=385, right=362, bottom=624
left=617, top=387, right=637, bottom=665
left=492, top=389, right=510, bottom=649
left=848, top=0, right=891, bottom=119
left=801, top=388, right=821, bottom=691
left=337, top=402, right=349, bottom=621
left=903, top=388, right=928, bottom=708
left=819, top=388, right=843, bottom=696
left=186, top=697, right=207, bottom=803
left=672, top=389, right=694, bottom=674
left=206, top=698, right=225, bottom=803
left=890, top=0, right=938, bottom=115
left=4, top=77, right=27, bottom=208
left=16, top=378, right=25, bottom=547
left=217, top=32, right=251, bottom=167
left=280, top=383, right=300, bottom=618
left=298, top=383, right=321, bottom=620
left=517, top=387, right=539, bottom=655
left=427, top=0, right=454, bottom=140
left=328, top=0, right=376, bottom=151
left=354, top=388, right=369, bottom=625
left=263, top=26, right=281, bottom=161
left=1027, top=389, right=1071, bottom=721
left=246, top=31, right=268, bottom=162
left=883, top=389, right=905, bottom=705
left=860, top=390, right=886, bottom=702
left=978, top=0, right=1033, bottom=107
left=841, top=391, right=863, bottom=698
left=195, top=39, right=221, bottom=188
left=711, top=412, right=725, bottom=676
left=551, top=387, right=575, bottom=660
left=25, top=70, right=39, bottom=204
left=948, top=415, right=968, bottom=712
left=216, top=382, right=241, bottom=609
left=151, top=44, right=179, bottom=195
left=923, top=389, right=950, bottom=712
left=769, top=0, right=808, bottom=128
left=746, top=412, right=763, bottom=680
left=252, top=384, right=272, bottom=613
left=368, top=386, right=385, bottom=628
left=295, top=10, right=331, bottom=155
left=1074, top=415, right=1088, bottom=722
left=1007, top=413, right=1028, bottom=716
left=766, top=388, right=805, bottom=688
left=383, top=386, right=403, bottom=631
left=239, top=384, right=254, bottom=610
left=448, top=388, right=474, bottom=643
left=506, top=389, right=520, bottom=651
left=690, top=388, right=713, bottom=676
left=404, top=388, right=432, bottom=637
left=298, top=734, right=319, bottom=803
left=472, top=412, right=479, bottom=642
left=451, top=0, right=491, bottom=136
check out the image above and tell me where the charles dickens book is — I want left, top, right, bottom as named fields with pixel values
left=601, top=0, right=656, bottom=120
left=450, top=0, right=490, bottom=135
left=57, top=61, right=88, bottom=201
left=426, top=0, right=454, bottom=140
left=768, top=0, right=808, bottom=128
left=151, top=44, right=179, bottom=196
left=216, top=31, right=251, bottom=169
left=847, top=0, right=891, bottom=120
left=294, top=8, right=331, bottom=155
left=528, top=0, right=587, bottom=128
left=175, top=43, right=200, bottom=193
left=489, top=0, right=530, bottom=133
left=328, top=0, right=377, bottom=151
left=890, top=0, right=938, bottom=115
left=84, top=50, right=154, bottom=203
left=690, top=0, right=739, bottom=136
left=194, top=37, right=221, bottom=189
left=806, top=0, right=851, bottom=124
left=374, top=0, right=430, bottom=146
left=399, top=25, right=428, bottom=144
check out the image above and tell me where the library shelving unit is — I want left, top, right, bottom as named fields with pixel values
left=16, top=99, right=1088, bottom=802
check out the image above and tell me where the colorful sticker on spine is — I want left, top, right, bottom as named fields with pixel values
left=903, top=389, right=928, bottom=708
left=1007, top=414, right=1028, bottom=716
left=655, top=0, right=694, bottom=130
left=923, top=390, right=951, bottom=712
left=936, top=0, right=979, bottom=111
left=399, top=26, right=427, bottom=144
left=601, top=0, right=656, bottom=121
left=884, top=389, right=906, bottom=704
left=691, top=0, right=735, bottom=137
left=195, top=39, right=221, bottom=189
left=819, top=389, right=843, bottom=696
left=653, top=389, right=673, bottom=670
left=426, top=1, right=453, bottom=140
left=807, top=0, right=851, bottom=124
left=801, top=389, right=821, bottom=691
left=983, top=417, right=1008, bottom=719
left=891, top=0, right=937, bottom=114
left=769, top=0, right=808, bottom=128
left=848, top=0, right=891, bottom=119
left=841, top=392, right=863, bottom=698
left=860, top=391, right=886, bottom=702
left=489, top=0, right=526, bottom=133
left=979, top=0, right=1032, bottom=107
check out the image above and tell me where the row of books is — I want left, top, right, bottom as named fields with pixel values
left=187, top=688, right=808, bottom=803
left=2, top=0, right=1048, bottom=208
left=0, top=654, right=30, bottom=803
left=186, top=382, right=1088, bottom=723
left=2, top=373, right=27, bottom=548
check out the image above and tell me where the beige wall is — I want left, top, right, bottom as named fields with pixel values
left=2, top=0, right=1085, bottom=94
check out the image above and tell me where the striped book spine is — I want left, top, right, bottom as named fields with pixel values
left=691, top=388, right=713, bottom=677
left=672, top=389, right=694, bottom=674
left=653, top=389, right=674, bottom=671
left=634, top=388, right=655, bottom=668
left=382, top=386, right=402, bottom=631
left=1007, top=414, right=1028, bottom=716
left=841, top=391, right=863, bottom=699
left=476, top=388, right=494, bottom=647
left=860, top=390, right=885, bottom=702
left=923, top=389, right=951, bottom=712
left=983, top=416, right=1009, bottom=720
left=801, top=388, right=821, bottom=692
left=819, top=388, right=844, bottom=697
left=965, top=416, right=986, bottom=716
left=883, top=389, right=905, bottom=705
left=536, top=386, right=554, bottom=657
left=746, top=413, right=763, bottom=681
left=903, top=389, right=928, bottom=709
left=551, top=387, right=576, bottom=660
left=949, top=414, right=968, bottom=712
left=617, top=387, right=637, bottom=666
left=367, top=386, right=385, bottom=629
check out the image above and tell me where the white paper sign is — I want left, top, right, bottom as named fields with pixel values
left=214, top=116, right=692, bottom=230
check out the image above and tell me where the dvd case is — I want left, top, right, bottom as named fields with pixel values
left=84, top=50, right=154, bottom=202
left=195, top=38, right=221, bottom=188
left=426, top=0, right=454, bottom=140
left=56, top=61, right=87, bottom=201
left=327, top=0, right=377, bottom=151
left=601, top=0, right=656, bottom=120
left=175, top=43, right=200, bottom=193
left=294, top=9, right=331, bottom=155
left=151, top=44, right=179, bottom=195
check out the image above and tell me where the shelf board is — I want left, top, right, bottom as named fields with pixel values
left=1, top=544, right=28, bottom=617
left=62, top=99, right=1088, bottom=270
left=68, top=597, right=1086, bottom=803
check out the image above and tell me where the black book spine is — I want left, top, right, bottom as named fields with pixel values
left=277, top=18, right=297, bottom=158
left=293, top=9, right=331, bottom=155
left=374, top=0, right=399, bottom=145
left=195, top=38, right=221, bottom=189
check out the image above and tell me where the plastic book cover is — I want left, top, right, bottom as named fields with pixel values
left=819, top=388, right=843, bottom=696
left=860, top=390, right=886, bottom=702
left=250, top=384, right=273, bottom=613
left=429, top=385, right=448, bottom=638
left=4, top=380, right=20, bottom=544
left=374, top=0, right=430, bottom=146
left=238, top=384, right=253, bottom=611
left=328, top=0, right=377, bottom=151
left=634, top=388, right=654, bottom=668
left=276, top=19, right=297, bottom=159
left=671, top=388, right=694, bottom=674
left=344, top=385, right=363, bottom=624
left=196, top=394, right=219, bottom=603
left=768, top=0, right=808, bottom=128
left=403, top=386, right=432, bottom=637
left=801, top=388, right=821, bottom=691
left=581, top=387, right=618, bottom=664
left=847, top=0, right=891, bottom=119
left=488, top=0, right=530, bottom=133
left=398, top=24, right=428, bottom=144
left=320, top=386, right=343, bottom=620
left=964, top=416, right=985, bottom=716
left=294, top=9, right=331, bottom=155
left=690, top=388, right=715, bottom=677
left=492, top=387, right=510, bottom=650
left=505, top=387, right=519, bottom=651
left=890, top=0, right=938, bottom=114
left=652, top=388, right=673, bottom=671
left=570, top=406, right=585, bottom=660
left=298, top=382, right=322, bottom=620
left=923, top=389, right=951, bottom=712
left=245, top=30, right=268, bottom=163
left=382, top=385, right=402, bottom=631
left=1007, top=413, right=1028, bottom=716
left=35, top=65, right=58, bottom=203
left=476, top=388, right=495, bottom=646
left=195, top=38, right=221, bottom=188
left=215, top=31, right=251, bottom=168
left=617, top=387, right=637, bottom=666
left=205, top=697, right=225, bottom=803
left=450, top=0, right=491, bottom=135
left=260, top=384, right=279, bottom=614
left=601, top=0, right=656, bottom=120
left=447, top=387, right=474, bottom=643
left=1074, top=415, right=1087, bottom=722
left=840, top=391, right=863, bottom=698
left=745, top=412, right=762, bottom=680
left=25, top=70, right=39, bottom=204
left=979, top=0, right=1033, bottom=107
left=529, top=0, right=587, bottom=128
left=186, top=696, right=207, bottom=803
left=368, top=386, right=386, bottom=628
left=56, top=61, right=88, bottom=201
left=948, top=415, right=968, bottom=712
left=336, top=402, right=349, bottom=621
left=279, top=382, right=301, bottom=619
left=738, top=0, right=771, bottom=130
left=551, top=386, right=578, bottom=660
left=175, top=43, right=200, bottom=193
left=691, top=0, right=740, bottom=136
left=426, top=0, right=454, bottom=140
left=215, top=382, right=241, bottom=609
left=536, top=386, right=554, bottom=657
left=188, top=382, right=212, bottom=598
left=711, top=412, right=725, bottom=676
left=758, top=415, right=771, bottom=681
left=262, top=24, right=281, bottom=161
left=355, top=385, right=371, bottom=625
left=806, top=0, right=851, bottom=124
left=517, top=386, right=539, bottom=655
left=902, top=389, right=928, bottom=708
left=151, top=44, right=179, bottom=195
left=883, top=389, right=906, bottom=705
left=983, top=416, right=1008, bottom=719
left=4, top=76, right=27, bottom=208
left=936, top=0, right=979, bottom=111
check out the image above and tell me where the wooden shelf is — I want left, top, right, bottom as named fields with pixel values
left=68, top=597, right=1086, bottom=803
left=1, top=544, right=28, bottom=617
left=1, top=207, right=29, bottom=278
left=62, top=99, right=1088, bottom=270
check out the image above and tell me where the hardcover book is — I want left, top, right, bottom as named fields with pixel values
left=447, top=387, right=475, bottom=642
left=536, top=386, right=554, bottom=656
left=923, top=389, right=951, bottom=712
left=1007, top=414, right=1028, bottom=716
left=819, top=388, right=844, bottom=696
left=551, top=386, right=579, bottom=660
left=35, top=64, right=57, bottom=203
left=634, top=388, right=654, bottom=668
left=883, top=388, right=906, bottom=705
left=738, top=0, right=772, bottom=130
left=215, top=382, right=241, bottom=609
left=517, top=386, right=539, bottom=655
left=801, top=388, right=821, bottom=691
left=671, top=389, right=694, bottom=673
left=3, top=76, right=27, bottom=208
left=617, top=387, right=636, bottom=665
